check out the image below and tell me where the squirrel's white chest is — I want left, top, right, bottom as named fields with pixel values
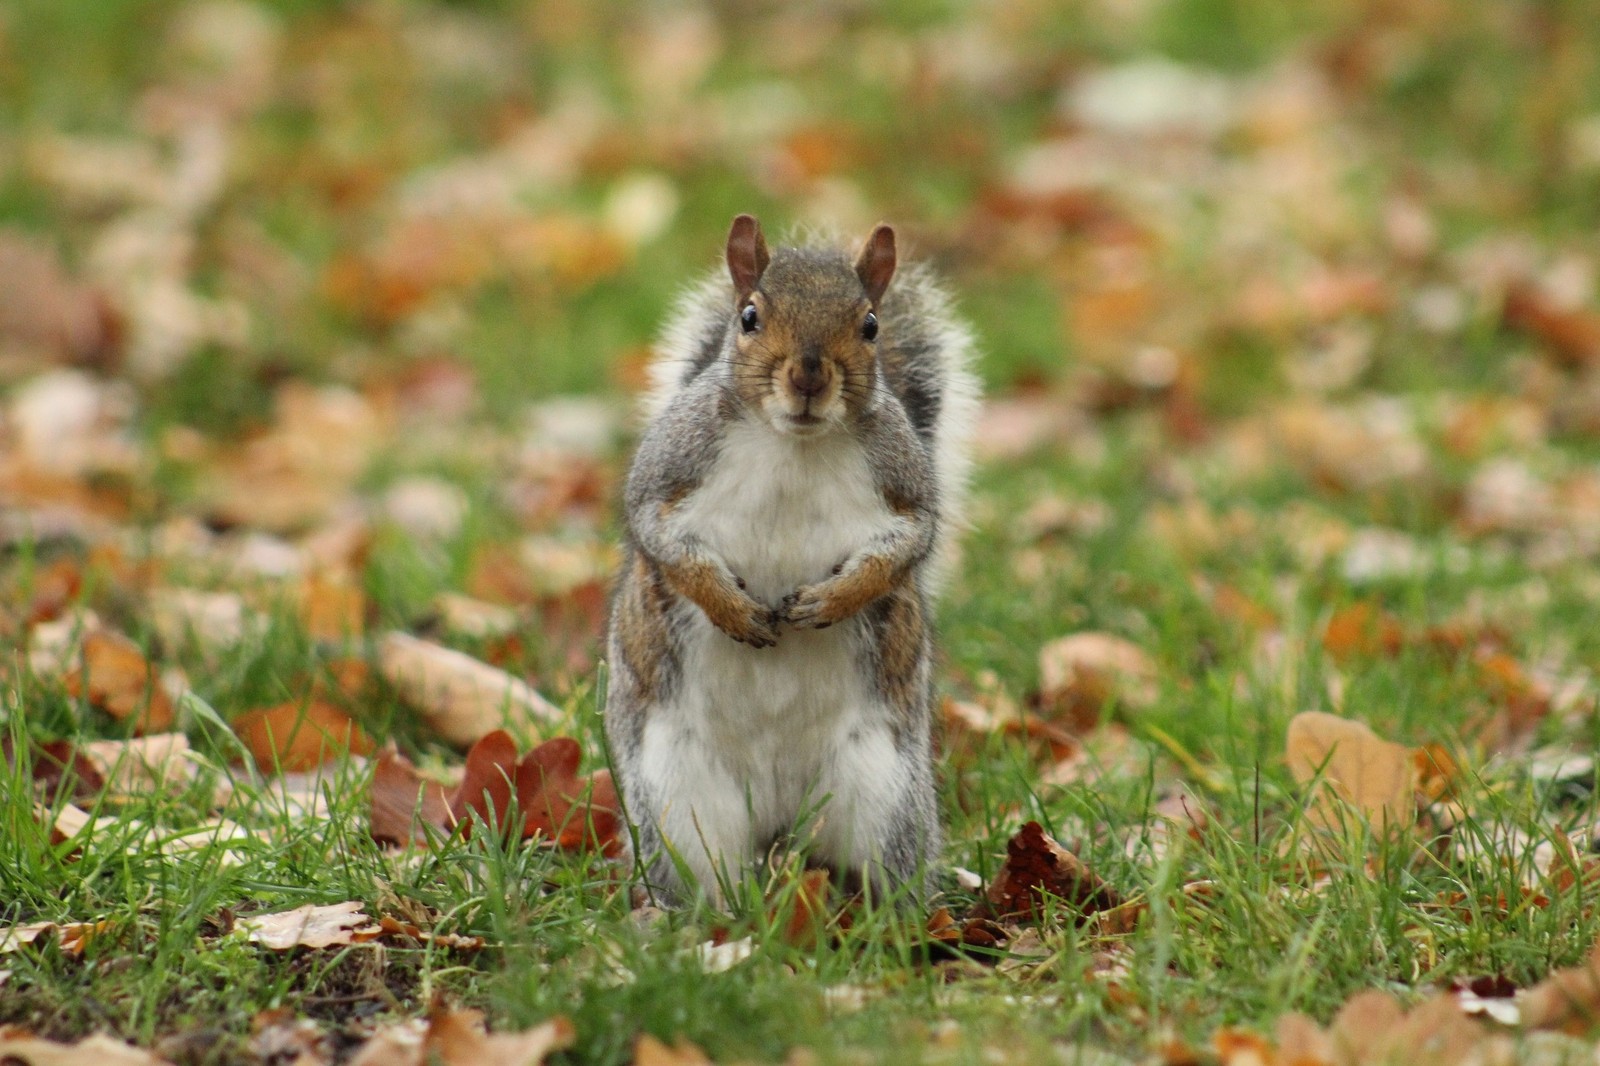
left=676, top=419, right=890, bottom=602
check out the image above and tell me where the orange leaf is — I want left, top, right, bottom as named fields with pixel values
left=1321, top=601, right=1405, bottom=661
left=64, top=630, right=174, bottom=733
left=233, top=699, right=374, bottom=773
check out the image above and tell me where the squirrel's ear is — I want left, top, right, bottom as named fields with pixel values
left=855, top=223, right=897, bottom=306
left=726, top=214, right=770, bottom=302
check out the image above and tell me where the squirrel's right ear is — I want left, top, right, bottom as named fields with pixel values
left=726, top=214, right=770, bottom=303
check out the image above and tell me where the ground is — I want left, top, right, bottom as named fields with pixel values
left=6, top=0, right=1600, bottom=1063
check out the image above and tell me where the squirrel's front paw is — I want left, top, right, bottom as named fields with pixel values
left=781, top=585, right=838, bottom=630
left=714, top=594, right=781, bottom=648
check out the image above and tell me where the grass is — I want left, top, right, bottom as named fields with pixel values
left=8, top=0, right=1600, bottom=1062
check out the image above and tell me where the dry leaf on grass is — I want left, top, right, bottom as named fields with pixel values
left=296, top=573, right=366, bottom=642
left=368, top=730, right=620, bottom=855
left=250, top=1010, right=330, bottom=1066
left=348, top=1008, right=574, bottom=1066
left=232, top=699, right=374, bottom=772
left=0, top=919, right=109, bottom=955
left=634, top=1034, right=714, bottom=1066
left=1503, top=281, right=1600, bottom=368
left=37, top=801, right=94, bottom=845
left=1518, top=939, right=1600, bottom=1032
left=79, top=733, right=197, bottom=796
left=241, top=901, right=371, bottom=950
left=982, top=821, right=1121, bottom=922
left=0, top=1030, right=176, bottom=1066
left=63, top=630, right=174, bottom=733
left=1286, top=711, right=1416, bottom=833
left=377, top=631, right=563, bottom=745
left=1036, top=632, right=1157, bottom=730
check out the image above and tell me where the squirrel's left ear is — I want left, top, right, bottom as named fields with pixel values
left=855, top=224, right=897, bottom=306
left=726, top=214, right=770, bottom=302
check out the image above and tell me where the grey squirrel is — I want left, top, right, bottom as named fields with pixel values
left=604, top=214, right=978, bottom=904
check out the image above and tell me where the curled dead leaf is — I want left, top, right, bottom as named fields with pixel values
left=983, top=821, right=1121, bottom=922
left=377, top=631, right=563, bottom=746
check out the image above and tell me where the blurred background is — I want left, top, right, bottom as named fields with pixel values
left=7, top=0, right=1600, bottom=687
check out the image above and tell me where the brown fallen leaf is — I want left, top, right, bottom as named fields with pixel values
left=296, top=572, right=366, bottom=642
left=37, top=801, right=94, bottom=846
left=634, top=1033, right=714, bottom=1066
left=0, top=1030, right=176, bottom=1066
left=368, top=748, right=455, bottom=846
left=0, top=919, right=110, bottom=955
left=346, top=1008, right=573, bottom=1066
left=233, top=699, right=374, bottom=773
left=63, top=630, right=175, bottom=733
left=1285, top=711, right=1416, bottom=833
left=368, top=731, right=620, bottom=856
left=1035, top=632, right=1157, bottom=731
left=79, top=733, right=196, bottom=797
left=241, top=901, right=371, bottom=950
left=1504, top=281, right=1600, bottom=368
left=250, top=1010, right=330, bottom=1066
left=377, top=631, right=563, bottom=745
left=982, top=821, right=1121, bottom=922
left=1518, top=938, right=1600, bottom=1032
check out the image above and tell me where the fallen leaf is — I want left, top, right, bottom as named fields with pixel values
left=634, top=1034, right=713, bottom=1066
left=1036, top=633, right=1157, bottom=730
left=1504, top=281, right=1600, bottom=368
left=296, top=573, right=366, bottom=642
left=983, top=821, right=1121, bottom=922
left=694, top=936, right=754, bottom=973
left=0, top=1031, right=175, bottom=1066
left=80, top=733, right=196, bottom=796
left=241, top=901, right=371, bottom=950
left=423, top=1008, right=575, bottom=1066
left=147, top=587, right=262, bottom=657
left=1321, top=601, right=1405, bottom=661
left=250, top=1010, right=330, bottom=1066
left=0, top=919, right=110, bottom=955
left=377, top=631, right=563, bottom=745
left=1518, top=939, right=1600, bottom=1032
left=233, top=699, right=374, bottom=772
left=63, top=630, right=175, bottom=733
left=368, top=731, right=620, bottom=856
left=1286, top=711, right=1417, bottom=833
left=368, top=748, right=455, bottom=846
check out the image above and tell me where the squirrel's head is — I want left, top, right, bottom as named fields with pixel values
left=723, top=214, right=896, bottom=436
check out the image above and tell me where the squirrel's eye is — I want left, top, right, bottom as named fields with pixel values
left=862, top=312, right=879, bottom=342
left=740, top=304, right=760, bottom=333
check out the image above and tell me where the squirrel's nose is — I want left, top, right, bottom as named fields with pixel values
left=788, top=364, right=828, bottom=399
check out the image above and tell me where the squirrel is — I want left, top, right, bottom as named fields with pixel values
left=604, top=214, right=978, bottom=904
